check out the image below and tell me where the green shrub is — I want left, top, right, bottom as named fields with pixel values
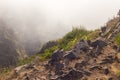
left=58, top=27, right=89, bottom=50
left=40, top=46, right=58, bottom=61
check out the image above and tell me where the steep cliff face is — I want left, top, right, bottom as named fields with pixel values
left=0, top=21, right=27, bottom=68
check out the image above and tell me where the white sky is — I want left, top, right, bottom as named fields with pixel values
left=0, top=0, right=120, bottom=40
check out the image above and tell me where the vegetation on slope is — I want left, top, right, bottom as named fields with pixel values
left=17, top=27, right=101, bottom=65
left=16, top=27, right=91, bottom=65
left=58, top=27, right=90, bottom=50
left=38, top=27, right=92, bottom=61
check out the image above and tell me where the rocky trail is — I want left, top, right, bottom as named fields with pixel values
left=5, top=17, right=120, bottom=80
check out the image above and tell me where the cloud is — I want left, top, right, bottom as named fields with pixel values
left=0, top=0, right=120, bottom=54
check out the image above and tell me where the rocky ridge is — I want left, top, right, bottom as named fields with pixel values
left=5, top=17, right=120, bottom=80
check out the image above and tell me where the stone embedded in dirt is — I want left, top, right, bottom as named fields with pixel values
left=47, top=73, right=52, bottom=79
left=55, top=62, right=64, bottom=71
left=48, top=62, right=64, bottom=71
left=95, top=47, right=103, bottom=56
left=64, top=58, right=70, bottom=66
left=101, top=26, right=106, bottom=33
left=83, top=70, right=92, bottom=76
left=89, top=65, right=102, bottom=71
left=74, top=63, right=83, bottom=70
left=113, top=45, right=120, bottom=52
left=88, top=40, right=107, bottom=57
left=88, top=48, right=103, bottom=57
left=88, top=50, right=96, bottom=57
left=91, top=40, right=107, bottom=49
left=48, top=74, right=59, bottom=80
left=113, top=45, right=118, bottom=50
left=59, top=69, right=83, bottom=80
left=87, top=40, right=92, bottom=45
left=104, top=67, right=110, bottom=75
left=63, top=49, right=82, bottom=66
left=44, top=63, right=50, bottom=70
left=51, top=50, right=64, bottom=61
left=64, top=50, right=80, bottom=61
left=55, top=70, right=64, bottom=75
left=74, top=61, right=87, bottom=70
left=99, top=32, right=102, bottom=36
left=75, top=39, right=89, bottom=52
left=48, top=50, right=64, bottom=65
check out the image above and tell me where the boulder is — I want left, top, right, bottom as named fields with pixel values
left=88, top=48, right=102, bottom=57
left=101, top=26, right=106, bottom=33
left=64, top=50, right=80, bottom=62
left=74, top=61, right=87, bottom=70
left=48, top=50, right=64, bottom=65
left=89, top=40, right=107, bottom=57
left=55, top=62, right=64, bottom=71
left=91, top=40, right=107, bottom=49
left=52, top=50, right=64, bottom=61
left=75, top=39, right=89, bottom=52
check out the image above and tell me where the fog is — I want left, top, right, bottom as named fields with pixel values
left=0, top=0, right=120, bottom=54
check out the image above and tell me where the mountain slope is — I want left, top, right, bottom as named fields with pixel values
left=3, top=16, right=120, bottom=80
